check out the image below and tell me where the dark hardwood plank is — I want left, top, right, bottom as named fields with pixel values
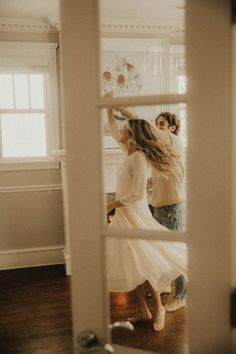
left=0, top=266, right=188, bottom=354
left=110, top=290, right=188, bottom=354
left=0, top=265, right=73, bottom=354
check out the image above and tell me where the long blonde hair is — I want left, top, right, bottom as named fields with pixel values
left=128, top=119, right=177, bottom=173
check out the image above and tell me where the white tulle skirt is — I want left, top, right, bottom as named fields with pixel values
left=106, top=202, right=187, bottom=293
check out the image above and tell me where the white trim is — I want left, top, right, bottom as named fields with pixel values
left=53, top=150, right=72, bottom=276
left=0, top=160, right=60, bottom=171
left=100, top=93, right=187, bottom=108
left=0, top=245, right=64, bottom=270
left=101, top=18, right=184, bottom=37
left=186, top=1, right=231, bottom=352
left=0, top=183, right=62, bottom=193
left=52, top=149, right=66, bottom=159
left=0, top=17, right=183, bottom=37
left=232, top=26, right=236, bottom=288
left=52, top=147, right=123, bottom=168
left=47, top=48, right=60, bottom=152
left=63, top=248, right=72, bottom=276
left=0, top=41, right=58, bottom=50
left=0, top=17, right=59, bottom=34
left=102, top=227, right=187, bottom=243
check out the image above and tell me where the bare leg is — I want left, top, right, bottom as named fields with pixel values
left=128, top=284, right=152, bottom=322
left=143, top=283, right=172, bottom=297
left=145, top=281, right=165, bottom=332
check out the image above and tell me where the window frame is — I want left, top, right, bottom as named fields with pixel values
left=0, top=41, right=60, bottom=170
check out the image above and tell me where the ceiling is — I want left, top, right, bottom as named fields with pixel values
left=0, top=0, right=59, bottom=24
left=0, top=0, right=184, bottom=25
left=100, top=0, right=184, bottom=21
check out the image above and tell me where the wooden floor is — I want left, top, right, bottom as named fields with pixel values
left=0, top=265, right=72, bottom=354
left=110, top=291, right=188, bottom=354
left=0, top=265, right=188, bottom=354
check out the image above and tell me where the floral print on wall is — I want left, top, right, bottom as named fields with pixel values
left=102, top=57, right=143, bottom=96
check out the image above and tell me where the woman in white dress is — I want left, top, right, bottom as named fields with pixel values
left=106, top=107, right=187, bottom=332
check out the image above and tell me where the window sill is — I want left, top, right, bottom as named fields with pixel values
left=0, top=160, right=60, bottom=171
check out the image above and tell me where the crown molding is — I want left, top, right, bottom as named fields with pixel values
left=0, top=16, right=183, bottom=37
left=0, top=17, right=59, bottom=34
left=100, top=18, right=184, bottom=36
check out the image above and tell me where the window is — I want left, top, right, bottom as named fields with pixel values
left=0, top=42, right=59, bottom=166
left=0, top=73, right=47, bottom=158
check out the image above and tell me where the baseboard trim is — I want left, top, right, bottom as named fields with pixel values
left=63, top=248, right=72, bottom=275
left=0, top=245, right=64, bottom=270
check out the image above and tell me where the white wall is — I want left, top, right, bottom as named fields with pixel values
left=0, top=25, right=65, bottom=270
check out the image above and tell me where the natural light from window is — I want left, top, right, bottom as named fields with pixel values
left=0, top=73, right=47, bottom=159
left=1, top=113, right=47, bottom=158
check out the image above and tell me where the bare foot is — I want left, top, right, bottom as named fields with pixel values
left=152, top=307, right=165, bottom=332
left=161, top=285, right=172, bottom=294
left=164, top=298, right=186, bottom=313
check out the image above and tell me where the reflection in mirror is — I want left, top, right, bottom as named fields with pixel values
left=103, top=104, right=187, bottom=232
left=106, top=239, right=188, bottom=354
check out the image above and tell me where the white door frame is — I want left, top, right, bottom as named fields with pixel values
left=232, top=24, right=236, bottom=350
left=186, top=0, right=232, bottom=352
left=59, top=0, right=233, bottom=353
left=59, top=0, right=109, bottom=344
